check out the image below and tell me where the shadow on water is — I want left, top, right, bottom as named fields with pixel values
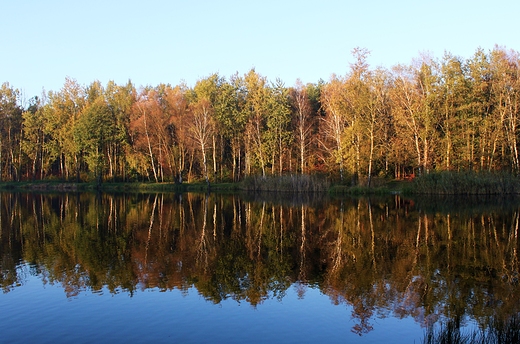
left=409, top=194, right=520, bottom=215
left=238, top=190, right=332, bottom=207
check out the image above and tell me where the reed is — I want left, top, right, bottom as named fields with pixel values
left=239, top=174, right=331, bottom=193
left=423, top=320, right=476, bottom=344
left=422, top=315, right=520, bottom=344
left=412, top=171, right=520, bottom=195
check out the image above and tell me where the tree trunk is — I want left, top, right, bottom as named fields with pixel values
left=232, top=142, right=237, bottom=182
left=367, top=129, right=374, bottom=187
left=212, top=135, right=217, bottom=182
left=143, top=110, right=158, bottom=183
left=0, top=136, right=3, bottom=182
left=201, top=142, right=210, bottom=187
left=300, top=134, right=305, bottom=174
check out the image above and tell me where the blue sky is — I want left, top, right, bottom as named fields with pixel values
left=2, top=0, right=519, bottom=98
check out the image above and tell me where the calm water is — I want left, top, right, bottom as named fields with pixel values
left=1, top=192, right=520, bottom=343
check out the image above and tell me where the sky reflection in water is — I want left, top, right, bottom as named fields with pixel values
left=0, top=266, right=424, bottom=343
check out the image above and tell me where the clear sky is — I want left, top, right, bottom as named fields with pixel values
left=2, top=0, right=519, bottom=98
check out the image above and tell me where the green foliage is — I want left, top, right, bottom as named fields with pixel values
left=75, top=98, right=113, bottom=180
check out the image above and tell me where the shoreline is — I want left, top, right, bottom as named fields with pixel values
left=0, top=179, right=403, bottom=194
left=1, top=171, right=520, bottom=195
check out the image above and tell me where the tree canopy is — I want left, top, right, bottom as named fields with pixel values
left=3, top=46, right=520, bottom=184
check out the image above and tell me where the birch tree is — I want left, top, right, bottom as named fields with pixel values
left=290, top=79, right=314, bottom=174
left=320, top=76, right=347, bottom=181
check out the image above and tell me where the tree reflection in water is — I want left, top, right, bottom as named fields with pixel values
left=1, top=192, right=520, bottom=337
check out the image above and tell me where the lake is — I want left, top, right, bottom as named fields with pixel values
left=1, top=192, right=520, bottom=343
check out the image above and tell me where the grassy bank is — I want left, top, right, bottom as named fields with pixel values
left=1, top=171, right=519, bottom=195
left=0, top=175, right=332, bottom=194
left=0, top=180, right=242, bottom=193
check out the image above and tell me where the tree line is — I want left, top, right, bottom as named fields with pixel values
left=1, top=45, right=519, bottom=184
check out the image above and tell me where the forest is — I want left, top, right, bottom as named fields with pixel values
left=1, top=46, right=520, bottom=185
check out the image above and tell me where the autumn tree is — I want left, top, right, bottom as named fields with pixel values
left=344, top=47, right=371, bottom=184
left=0, top=83, right=23, bottom=181
left=105, top=80, right=135, bottom=181
left=415, top=56, right=441, bottom=173
left=320, top=48, right=374, bottom=183
left=21, top=95, right=47, bottom=180
left=390, top=58, right=439, bottom=176
left=489, top=47, right=520, bottom=172
left=364, top=67, right=392, bottom=185
left=130, top=86, right=175, bottom=182
left=188, top=76, right=219, bottom=186
left=320, top=76, right=348, bottom=181
left=435, top=53, right=471, bottom=171
left=161, top=84, right=189, bottom=183
left=290, top=79, right=315, bottom=174
left=192, top=73, right=236, bottom=182
left=45, top=77, right=86, bottom=180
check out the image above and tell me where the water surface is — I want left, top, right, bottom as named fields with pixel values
left=1, top=192, right=519, bottom=343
